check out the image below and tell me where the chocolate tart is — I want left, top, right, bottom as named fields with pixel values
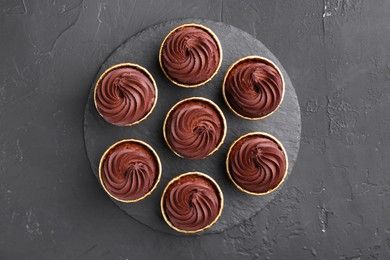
left=159, top=24, right=222, bottom=88
left=163, top=97, right=227, bottom=160
left=161, top=172, right=224, bottom=234
left=223, top=56, right=285, bottom=120
left=226, top=132, right=288, bottom=195
left=94, top=63, right=158, bottom=126
left=99, top=139, right=161, bottom=202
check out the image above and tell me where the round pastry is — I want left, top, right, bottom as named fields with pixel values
left=223, top=56, right=285, bottom=120
left=163, top=97, right=226, bottom=160
left=159, top=24, right=222, bottom=88
left=94, top=63, right=157, bottom=126
left=161, top=172, right=223, bottom=233
left=226, top=132, right=288, bottom=195
left=99, top=139, right=161, bottom=202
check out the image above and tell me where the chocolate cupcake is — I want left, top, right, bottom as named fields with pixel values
left=161, top=172, right=223, bottom=233
left=99, top=139, right=161, bottom=202
left=163, top=97, right=226, bottom=160
left=94, top=63, right=157, bottom=126
left=223, top=56, right=285, bottom=120
left=226, top=132, right=288, bottom=195
left=159, top=24, right=222, bottom=88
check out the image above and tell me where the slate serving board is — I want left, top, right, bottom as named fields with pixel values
left=84, top=19, right=301, bottom=235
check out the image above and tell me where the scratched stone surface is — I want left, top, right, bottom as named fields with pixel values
left=1, top=0, right=390, bottom=259
left=84, top=19, right=301, bottom=235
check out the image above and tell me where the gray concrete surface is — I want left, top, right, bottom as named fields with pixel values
left=0, top=0, right=389, bottom=259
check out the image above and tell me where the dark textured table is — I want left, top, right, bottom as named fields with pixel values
left=1, top=0, right=389, bottom=259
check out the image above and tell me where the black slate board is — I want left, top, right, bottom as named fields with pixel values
left=83, top=19, right=301, bottom=235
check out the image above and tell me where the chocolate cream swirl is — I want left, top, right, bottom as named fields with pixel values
left=164, top=177, right=220, bottom=231
left=95, top=67, right=156, bottom=126
left=229, top=136, right=287, bottom=193
left=101, top=146, right=157, bottom=201
left=161, top=26, right=220, bottom=85
left=225, top=60, right=283, bottom=118
left=166, top=101, right=224, bottom=160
